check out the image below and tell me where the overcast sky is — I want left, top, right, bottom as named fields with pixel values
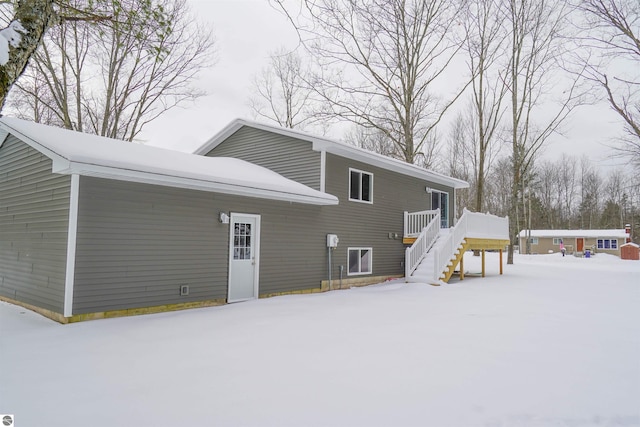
left=140, top=0, right=627, bottom=171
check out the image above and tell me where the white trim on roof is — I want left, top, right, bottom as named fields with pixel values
left=0, top=127, right=8, bottom=148
left=0, top=117, right=338, bottom=206
left=518, top=229, right=630, bottom=239
left=320, top=149, right=326, bottom=193
left=195, top=118, right=469, bottom=190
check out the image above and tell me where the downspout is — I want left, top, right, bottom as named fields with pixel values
left=328, top=246, right=332, bottom=291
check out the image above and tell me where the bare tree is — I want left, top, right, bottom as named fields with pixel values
left=345, top=125, right=402, bottom=159
left=504, top=0, right=585, bottom=264
left=274, top=0, right=469, bottom=166
left=557, top=153, right=578, bottom=226
left=248, top=47, right=316, bottom=130
left=445, top=112, right=474, bottom=218
left=577, top=0, right=640, bottom=168
left=5, top=0, right=214, bottom=141
left=535, top=160, right=562, bottom=228
left=462, top=0, right=508, bottom=213
left=578, top=156, right=602, bottom=229
left=484, top=155, right=512, bottom=218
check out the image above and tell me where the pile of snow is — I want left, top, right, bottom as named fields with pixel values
left=1, top=253, right=638, bottom=427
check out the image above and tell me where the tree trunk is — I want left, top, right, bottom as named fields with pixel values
left=0, top=0, right=55, bottom=110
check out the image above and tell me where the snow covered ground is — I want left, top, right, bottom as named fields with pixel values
left=1, top=253, right=639, bottom=427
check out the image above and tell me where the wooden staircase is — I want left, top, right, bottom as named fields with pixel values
left=442, top=239, right=470, bottom=282
left=405, top=209, right=510, bottom=285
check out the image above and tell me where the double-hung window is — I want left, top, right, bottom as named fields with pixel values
left=348, top=248, right=372, bottom=275
left=597, top=239, right=617, bottom=249
left=349, top=169, right=373, bottom=203
left=553, top=238, right=562, bottom=245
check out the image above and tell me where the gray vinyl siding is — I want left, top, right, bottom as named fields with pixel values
left=73, top=177, right=223, bottom=314
left=205, top=126, right=322, bottom=190
left=0, top=136, right=70, bottom=313
left=72, top=177, right=328, bottom=314
left=322, top=153, right=442, bottom=278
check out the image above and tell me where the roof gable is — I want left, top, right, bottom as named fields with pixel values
left=194, top=118, right=469, bottom=190
left=0, top=117, right=338, bottom=206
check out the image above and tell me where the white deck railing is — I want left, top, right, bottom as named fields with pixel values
left=404, top=209, right=440, bottom=237
left=405, top=211, right=441, bottom=278
left=405, top=208, right=509, bottom=283
left=463, top=209, right=510, bottom=240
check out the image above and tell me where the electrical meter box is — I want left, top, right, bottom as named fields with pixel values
left=327, top=234, right=339, bottom=248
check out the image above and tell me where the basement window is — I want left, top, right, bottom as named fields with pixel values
left=348, top=248, right=372, bottom=275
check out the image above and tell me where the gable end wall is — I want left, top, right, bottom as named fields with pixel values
left=205, top=126, right=322, bottom=190
left=0, top=136, right=70, bottom=313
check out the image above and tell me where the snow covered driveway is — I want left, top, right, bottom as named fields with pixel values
left=1, top=253, right=639, bottom=427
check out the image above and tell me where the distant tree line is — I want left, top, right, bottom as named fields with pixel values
left=449, top=151, right=640, bottom=242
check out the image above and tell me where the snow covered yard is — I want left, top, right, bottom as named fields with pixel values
left=1, top=253, right=639, bottom=427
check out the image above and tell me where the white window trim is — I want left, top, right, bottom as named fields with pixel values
left=529, top=237, right=539, bottom=245
left=553, top=238, right=562, bottom=245
left=348, top=168, right=373, bottom=204
left=347, top=247, right=373, bottom=276
left=597, top=239, right=618, bottom=250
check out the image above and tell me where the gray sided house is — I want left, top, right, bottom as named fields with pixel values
left=195, top=119, right=467, bottom=236
left=0, top=117, right=474, bottom=322
left=195, top=119, right=471, bottom=278
left=518, top=229, right=630, bottom=257
left=0, top=118, right=337, bottom=322
left=195, top=120, right=510, bottom=286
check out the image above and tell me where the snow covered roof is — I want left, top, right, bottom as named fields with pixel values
left=194, top=118, right=470, bottom=190
left=0, top=117, right=339, bottom=206
left=621, top=242, right=639, bottom=248
left=518, top=229, right=629, bottom=239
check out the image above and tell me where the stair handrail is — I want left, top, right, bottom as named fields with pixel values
left=432, top=209, right=470, bottom=283
left=404, top=209, right=440, bottom=237
left=405, top=208, right=441, bottom=278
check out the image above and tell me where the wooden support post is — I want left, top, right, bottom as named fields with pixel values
left=482, top=249, right=486, bottom=278
left=460, top=253, right=464, bottom=281
left=499, top=249, right=503, bottom=275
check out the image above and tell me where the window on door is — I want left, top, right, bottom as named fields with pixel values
left=349, top=169, right=373, bottom=203
left=431, top=190, right=449, bottom=228
left=233, top=222, right=252, bottom=260
left=348, top=248, right=372, bottom=275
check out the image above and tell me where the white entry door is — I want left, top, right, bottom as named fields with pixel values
left=228, top=213, right=260, bottom=302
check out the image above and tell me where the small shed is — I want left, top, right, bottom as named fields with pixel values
left=620, top=242, right=639, bottom=260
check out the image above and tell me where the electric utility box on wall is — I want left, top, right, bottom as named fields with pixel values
left=327, top=234, right=339, bottom=248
